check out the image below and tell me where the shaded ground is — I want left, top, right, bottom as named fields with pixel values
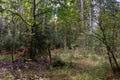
left=0, top=59, right=51, bottom=80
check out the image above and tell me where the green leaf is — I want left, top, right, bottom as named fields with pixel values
left=0, top=6, right=4, bottom=12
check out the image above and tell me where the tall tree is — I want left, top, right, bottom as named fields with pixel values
left=1, top=0, right=54, bottom=63
left=93, top=0, right=120, bottom=72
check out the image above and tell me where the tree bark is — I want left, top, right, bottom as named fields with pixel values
left=64, top=25, right=67, bottom=51
left=29, top=0, right=37, bottom=59
left=106, top=45, right=120, bottom=72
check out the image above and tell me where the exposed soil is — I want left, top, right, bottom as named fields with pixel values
left=0, top=58, right=51, bottom=80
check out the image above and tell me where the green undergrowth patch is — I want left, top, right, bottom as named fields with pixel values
left=0, top=55, right=12, bottom=60
left=0, top=54, right=24, bottom=61
left=50, top=53, right=111, bottom=80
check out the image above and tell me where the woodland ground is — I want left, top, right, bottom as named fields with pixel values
left=0, top=50, right=120, bottom=80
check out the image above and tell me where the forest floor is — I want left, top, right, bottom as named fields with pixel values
left=0, top=50, right=120, bottom=80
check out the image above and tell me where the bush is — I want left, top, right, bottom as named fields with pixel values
left=52, top=55, right=66, bottom=67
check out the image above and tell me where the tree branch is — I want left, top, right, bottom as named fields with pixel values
left=92, top=31, right=103, bottom=42
left=35, top=10, right=50, bottom=17
left=6, top=10, right=31, bottom=26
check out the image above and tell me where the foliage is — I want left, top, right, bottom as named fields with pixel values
left=0, top=0, right=120, bottom=79
left=92, top=0, right=120, bottom=72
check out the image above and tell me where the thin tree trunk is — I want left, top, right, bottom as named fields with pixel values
left=48, top=44, right=52, bottom=64
left=106, top=46, right=114, bottom=71
left=110, top=50, right=120, bottom=72
left=12, top=40, right=15, bottom=63
left=81, top=0, right=83, bottom=26
left=106, top=45, right=120, bottom=72
left=64, top=25, right=67, bottom=52
left=64, top=36, right=67, bottom=51
left=30, top=0, right=36, bottom=59
left=11, top=20, right=16, bottom=63
left=89, top=0, right=93, bottom=32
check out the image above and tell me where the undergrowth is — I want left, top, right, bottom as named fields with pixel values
left=0, top=52, right=120, bottom=80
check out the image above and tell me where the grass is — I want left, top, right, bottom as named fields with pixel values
left=50, top=53, right=109, bottom=80
left=0, top=55, right=11, bottom=60
left=0, top=51, right=120, bottom=80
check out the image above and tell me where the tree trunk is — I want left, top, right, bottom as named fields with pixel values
left=48, top=44, right=52, bottom=64
left=29, top=0, right=36, bottom=59
left=106, top=45, right=120, bottom=72
left=11, top=20, right=16, bottom=63
left=64, top=25, right=67, bottom=52
left=80, top=0, right=83, bottom=26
